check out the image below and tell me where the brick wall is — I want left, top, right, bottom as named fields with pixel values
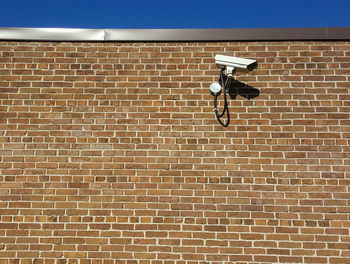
left=0, top=40, right=350, bottom=263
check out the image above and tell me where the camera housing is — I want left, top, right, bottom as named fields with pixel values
left=215, top=54, right=257, bottom=72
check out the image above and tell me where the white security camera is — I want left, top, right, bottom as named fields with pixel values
left=215, top=54, right=257, bottom=73
left=210, top=54, right=257, bottom=127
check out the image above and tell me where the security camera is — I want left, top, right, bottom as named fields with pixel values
left=210, top=54, right=257, bottom=127
left=215, top=54, right=257, bottom=72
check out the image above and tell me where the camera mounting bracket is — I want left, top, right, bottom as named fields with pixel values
left=226, top=66, right=235, bottom=77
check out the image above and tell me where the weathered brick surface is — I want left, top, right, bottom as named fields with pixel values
left=0, top=40, right=350, bottom=263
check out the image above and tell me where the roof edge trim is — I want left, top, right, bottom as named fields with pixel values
left=1, top=27, right=350, bottom=41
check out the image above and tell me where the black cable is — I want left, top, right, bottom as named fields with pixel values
left=214, top=94, right=230, bottom=127
left=213, top=68, right=230, bottom=127
left=215, top=68, right=227, bottom=118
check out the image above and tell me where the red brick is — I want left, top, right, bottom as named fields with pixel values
left=1, top=39, right=350, bottom=263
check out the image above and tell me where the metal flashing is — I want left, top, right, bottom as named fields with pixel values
left=0, top=27, right=350, bottom=41
left=0, top=27, right=104, bottom=41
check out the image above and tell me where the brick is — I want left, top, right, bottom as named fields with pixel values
left=1, top=39, right=350, bottom=263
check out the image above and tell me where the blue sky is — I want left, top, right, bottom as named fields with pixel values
left=1, top=0, right=350, bottom=29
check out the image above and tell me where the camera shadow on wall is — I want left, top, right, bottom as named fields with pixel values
left=228, top=79, right=260, bottom=100
left=220, top=76, right=260, bottom=100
